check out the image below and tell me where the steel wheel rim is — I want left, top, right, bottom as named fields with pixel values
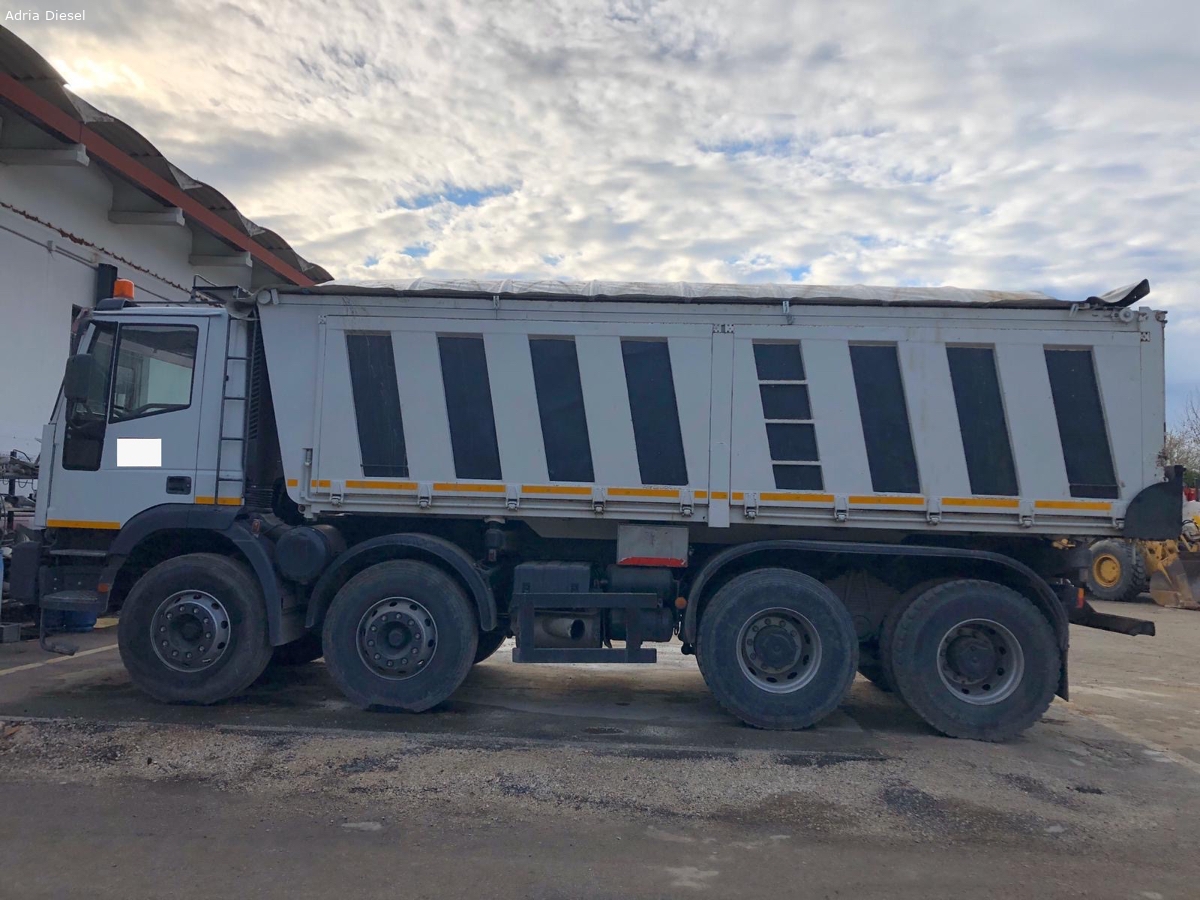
left=357, top=596, right=437, bottom=680
left=936, top=618, right=1024, bottom=705
left=1093, top=554, right=1122, bottom=588
left=151, top=590, right=231, bottom=673
left=736, top=607, right=822, bottom=694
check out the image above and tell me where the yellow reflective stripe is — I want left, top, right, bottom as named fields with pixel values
left=608, top=487, right=681, bottom=498
left=942, top=497, right=1021, bottom=509
left=294, top=479, right=1119, bottom=518
left=345, top=480, right=417, bottom=491
left=522, top=484, right=593, bottom=496
left=1035, top=499, right=1112, bottom=511
left=285, top=479, right=298, bottom=487
left=47, top=518, right=120, bottom=530
left=195, top=497, right=242, bottom=506
left=759, top=492, right=835, bottom=503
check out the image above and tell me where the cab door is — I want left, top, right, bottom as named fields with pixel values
left=46, top=316, right=209, bottom=529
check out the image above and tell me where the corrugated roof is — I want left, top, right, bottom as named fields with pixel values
left=0, top=26, right=330, bottom=285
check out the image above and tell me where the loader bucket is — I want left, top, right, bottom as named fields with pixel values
left=1144, top=541, right=1200, bottom=610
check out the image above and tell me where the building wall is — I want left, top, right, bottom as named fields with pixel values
left=0, top=160, right=251, bottom=458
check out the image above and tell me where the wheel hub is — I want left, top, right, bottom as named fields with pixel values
left=357, top=597, right=437, bottom=680
left=736, top=608, right=821, bottom=693
left=937, top=619, right=1025, bottom=705
left=753, top=625, right=801, bottom=673
left=945, top=635, right=996, bottom=681
left=1093, top=554, right=1122, bottom=588
left=151, top=590, right=231, bottom=673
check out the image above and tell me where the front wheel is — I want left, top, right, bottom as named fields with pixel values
left=322, top=560, right=478, bottom=711
left=890, top=580, right=1059, bottom=741
left=696, top=568, right=858, bottom=730
left=1086, top=539, right=1148, bottom=602
left=117, top=553, right=272, bottom=704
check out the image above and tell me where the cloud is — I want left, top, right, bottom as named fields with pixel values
left=11, top=0, right=1200, bottom=418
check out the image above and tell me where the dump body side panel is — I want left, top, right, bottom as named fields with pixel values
left=258, top=294, right=1165, bottom=538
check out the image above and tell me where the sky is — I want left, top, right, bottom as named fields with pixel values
left=9, top=1, right=1200, bottom=421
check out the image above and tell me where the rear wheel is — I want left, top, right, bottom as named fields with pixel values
left=890, top=579, right=1059, bottom=741
left=859, top=578, right=953, bottom=693
left=696, top=568, right=857, bottom=730
left=322, top=560, right=478, bottom=711
left=117, top=553, right=272, bottom=704
left=1086, top=539, right=1148, bottom=602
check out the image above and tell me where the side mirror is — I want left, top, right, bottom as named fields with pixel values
left=63, top=353, right=101, bottom=403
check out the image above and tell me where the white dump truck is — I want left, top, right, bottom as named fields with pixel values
left=9, top=277, right=1174, bottom=740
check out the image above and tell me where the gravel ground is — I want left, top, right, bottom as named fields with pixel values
left=0, top=711, right=1186, bottom=849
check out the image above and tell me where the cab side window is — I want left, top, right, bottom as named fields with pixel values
left=109, top=325, right=198, bottom=423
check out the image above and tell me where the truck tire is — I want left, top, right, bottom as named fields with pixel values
left=271, top=632, right=323, bottom=666
left=696, top=568, right=858, bottom=730
left=859, top=578, right=954, bottom=692
left=117, top=553, right=272, bottom=705
left=474, top=628, right=508, bottom=664
left=322, top=560, right=478, bottom=711
left=1086, top=539, right=1148, bottom=602
left=890, top=580, right=1059, bottom=741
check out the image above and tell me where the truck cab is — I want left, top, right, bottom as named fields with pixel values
left=40, top=304, right=225, bottom=530
left=13, top=294, right=281, bottom=663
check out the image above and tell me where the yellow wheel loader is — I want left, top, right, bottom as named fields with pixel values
left=1086, top=534, right=1200, bottom=611
left=1142, top=539, right=1200, bottom=610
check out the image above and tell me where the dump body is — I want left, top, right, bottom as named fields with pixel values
left=257, top=282, right=1167, bottom=539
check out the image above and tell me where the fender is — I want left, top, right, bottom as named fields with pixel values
left=1123, top=464, right=1183, bottom=540
left=683, top=538, right=1070, bottom=695
left=106, top=503, right=240, bottom=555
left=304, top=533, right=498, bottom=633
left=99, top=504, right=299, bottom=646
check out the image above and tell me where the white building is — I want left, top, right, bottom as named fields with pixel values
left=0, top=27, right=329, bottom=460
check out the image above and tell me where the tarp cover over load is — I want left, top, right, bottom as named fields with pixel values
left=285, top=278, right=1149, bottom=310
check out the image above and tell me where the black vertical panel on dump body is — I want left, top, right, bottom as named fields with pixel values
left=529, top=338, right=595, bottom=482
left=1044, top=348, right=1118, bottom=499
left=345, top=333, right=409, bottom=477
left=620, top=339, right=689, bottom=486
left=946, top=347, right=1019, bottom=496
left=753, top=341, right=823, bottom=490
left=753, top=342, right=806, bottom=381
left=849, top=344, right=920, bottom=494
left=438, top=335, right=503, bottom=480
